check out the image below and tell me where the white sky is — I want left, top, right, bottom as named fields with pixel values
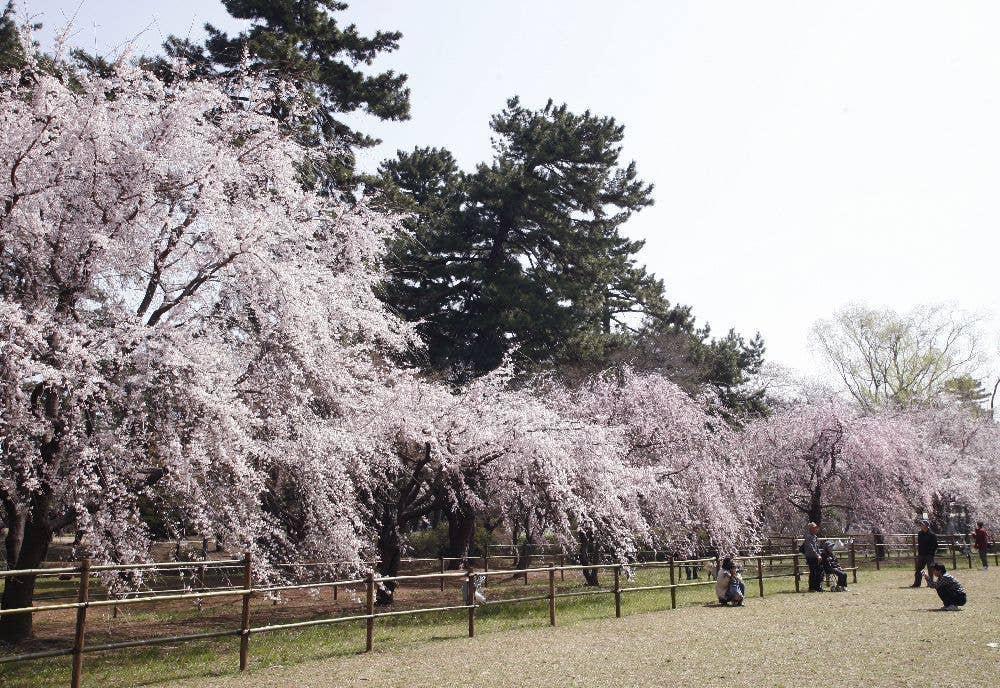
left=21, top=0, right=1000, bottom=375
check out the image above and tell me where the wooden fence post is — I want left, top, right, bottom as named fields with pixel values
left=548, top=564, right=556, bottom=626
left=559, top=553, right=565, bottom=581
left=197, top=537, right=208, bottom=594
left=756, top=556, right=764, bottom=598
left=466, top=570, right=475, bottom=638
left=70, top=557, right=91, bottom=688
left=668, top=556, right=676, bottom=610
left=793, top=554, right=800, bottom=592
left=439, top=556, right=445, bottom=592
left=850, top=541, right=857, bottom=583
left=239, top=552, right=252, bottom=671
left=613, top=565, right=622, bottom=618
left=365, top=572, right=375, bottom=652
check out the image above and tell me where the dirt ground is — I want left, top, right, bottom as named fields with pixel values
left=12, top=564, right=463, bottom=653
left=169, top=568, right=1000, bottom=688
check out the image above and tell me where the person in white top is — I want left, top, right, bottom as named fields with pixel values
left=714, top=557, right=745, bottom=606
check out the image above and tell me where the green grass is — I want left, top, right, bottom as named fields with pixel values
left=0, top=560, right=844, bottom=688
left=176, top=563, right=995, bottom=688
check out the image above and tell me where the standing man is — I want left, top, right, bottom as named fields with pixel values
left=911, top=520, right=938, bottom=587
left=971, top=522, right=990, bottom=570
left=804, top=522, right=823, bottom=592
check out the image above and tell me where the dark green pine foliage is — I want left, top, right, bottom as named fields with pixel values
left=0, top=2, right=36, bottom=74
left=691, top=328, right=768, bottom=420
left=942, top=374, right=993, bottom=416
left=632, top=317, right=768, bottom=422
left=154, top=0, right=410, bottom=190
left=379, top=97, right=669, bottom=381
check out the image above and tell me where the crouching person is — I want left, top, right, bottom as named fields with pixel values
left=715, top=557, right=745, bottom=606
left=821, top=541, right=849, bottom=591
left=924, top=563, right=966, bottom=611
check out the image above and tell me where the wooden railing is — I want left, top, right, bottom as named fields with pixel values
left=0, top=551, right=855, bottom=687
left=5, top=532, right=997, bottom=687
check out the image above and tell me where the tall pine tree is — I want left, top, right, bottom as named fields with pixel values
left=151, top=0, right=410, bottom=190
left=379, top=97, right=670, bottom=380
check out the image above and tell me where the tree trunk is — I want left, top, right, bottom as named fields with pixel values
left=929, top=493, right=951, bottom=534
left=0, top=499, right=54, bottom=643
left=517, top=538, right=533, bottom=572
left=444, top=507, right=475, bottom=570
left=578, top=530, right=600, bottom=586
left=375, top=507, right=401, bottom=606
left=872, top=528, right=885, bottom=562
left=515, top=517, right=535, bottom=572
left=808, top=486, right=823, bottom=527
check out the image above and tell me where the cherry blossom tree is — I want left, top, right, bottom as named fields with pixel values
left=743, top=397, right=934, bottom=533
left=547, top=368, right=762, bottom=577
left=363, top=367, right=644, bottom=602
left=0, top=48, right=412, bottom=639
left=907, top=401, right=1000, bottom=529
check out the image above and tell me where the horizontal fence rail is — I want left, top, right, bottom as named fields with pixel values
left=1, top=534, right=996, bottom=687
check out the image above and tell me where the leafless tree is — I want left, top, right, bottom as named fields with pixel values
left=810, top=303, right=985, bottom=411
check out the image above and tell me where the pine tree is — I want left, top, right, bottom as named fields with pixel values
left=942, top=374, right=991, bottom=415
left=0, top=1, right=36, bottom=74
left=151, top=0, right=410, bottom=189
left=379, top=98, right=667, bottom=380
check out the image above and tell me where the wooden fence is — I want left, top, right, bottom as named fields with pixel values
left=2, top=533, right=997, bottom=687
left=0, top=550, right=855, bottom=687
left=767, top=532, right=999, bottom=571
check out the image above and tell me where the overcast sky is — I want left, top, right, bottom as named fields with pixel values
left=20, top=0, right=1000, bottom=376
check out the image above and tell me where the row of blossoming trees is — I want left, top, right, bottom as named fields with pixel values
left=1, top=57, right=997, bottom=643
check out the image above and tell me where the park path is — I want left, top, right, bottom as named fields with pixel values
left=171, top=569, right=1000, bottom=688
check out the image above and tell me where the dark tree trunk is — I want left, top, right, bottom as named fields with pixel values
left=929, top=493, right=952, bottom=534
left=444, top=508, right=475, bottom=570
left=517, top=539, right=533, bottom=572
left=578, top=530, right=600, bottom=586
left=375, top=507, right=401, bottom=606
left=872, top=528, right=886, bottom=562
left=514, top=518, right=535, bottom=571
left=510, top=522, right=523, bottom=566
left=1, top=497, right=54, bottom=643
left=808, top=486, right=823, bottom=527
left=2, top=347, right=65, bottom=643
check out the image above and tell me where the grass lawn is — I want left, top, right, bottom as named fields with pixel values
left=2, top=564, right=997, bottom=687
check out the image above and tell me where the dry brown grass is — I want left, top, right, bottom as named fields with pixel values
left=168, top=567, right=1000, bottom=688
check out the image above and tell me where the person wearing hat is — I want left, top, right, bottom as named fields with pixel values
left=821, top=540, right=848, bottom=591
left=911, top=520, right=938, bottom=587
left=803, top=522, right=823, bottom=592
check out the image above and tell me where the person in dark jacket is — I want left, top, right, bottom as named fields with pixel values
left=971, top=522, right=990, bottom=570
left=821, top=541, right=848, bottom=591
left=924, top=563, right=966, bottom=610
left=911, top=520, right=937, bottom=587
left=803, top=522, right=823, bottom=592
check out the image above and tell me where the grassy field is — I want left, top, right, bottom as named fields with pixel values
left=2, top=563, right=997, bottom=687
